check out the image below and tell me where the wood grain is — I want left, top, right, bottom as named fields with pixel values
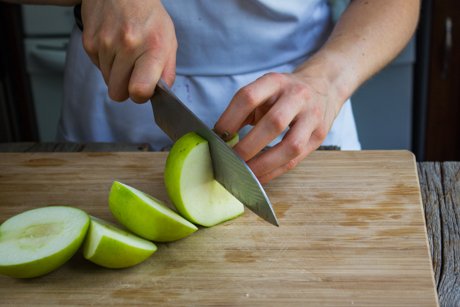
left=419, top=162, right=460, bottom=307
left=0, top=151, right=439, bottom=306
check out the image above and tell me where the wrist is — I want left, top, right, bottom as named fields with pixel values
left=293, top=49, right=358, bottom=116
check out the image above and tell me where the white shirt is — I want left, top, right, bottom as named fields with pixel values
left=57, top=0, right=361, bottom=151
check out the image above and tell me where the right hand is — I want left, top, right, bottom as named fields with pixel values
left=80, top=0, right=177, bottom=103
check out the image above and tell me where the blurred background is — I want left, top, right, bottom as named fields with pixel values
left=0, top=0, right=458, bottom=161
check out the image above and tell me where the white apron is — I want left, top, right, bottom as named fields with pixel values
left=57, top=0, right=361, bottom=151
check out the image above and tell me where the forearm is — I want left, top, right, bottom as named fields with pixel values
left=1, top=0, right=79, bottom=6
left=294, top=0, right=420, bottom=113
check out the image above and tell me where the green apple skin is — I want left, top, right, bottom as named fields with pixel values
left=109, top=181, right=198, bottom=242
left=82, top=216, right=157, bottom=269
left=0, top=207, right=89, bottom=278
left=225, top=133, right=239, bottom=148
left=164, top=132, right=244, bottom=227
left=210, top=130, right=239, bottom=148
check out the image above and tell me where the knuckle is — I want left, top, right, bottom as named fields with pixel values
left=235, top=142, right=252, bottom=161
left=285, top=159, right=298, bottom=172
left=238, top=87, right=258, bottom=108
left=313, top=127, right=328, bottom=143
left=82, top=34, right=97, bottom=55
left=122, top=31, right=141, bottom=51
left=145, top=32, right=165, bottom=51
left=269, top=112, right=289, bottom=133
left=129, top=82, right=151, bottom=100
left=265, top=72, right=285, bottom=84
left=254, top=161, right=270, bottom=176
left=97, top=29, right=117, bottom=51
left=100, top=37, right=113, bottom=51
left=94, top=28, right=114, bottom=50
left=287, top=137, right=305, bottom=157
left=215, top=118, right=232, bottom=134
left=165, top=69, right=176, bottom=84
left=292, top=83, right=311, bottom=100
left=99, top=30, right=115, bottom=50
left=309, top=104, right=323, bottom=121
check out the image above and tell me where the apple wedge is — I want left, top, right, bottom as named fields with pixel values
left=109, top=181, right=198, bottom=242
left=82, top=216, right=157, bottom=268
left=0, top=206, right=89, bottom=278
left=164, top=132, right=245, bottom=227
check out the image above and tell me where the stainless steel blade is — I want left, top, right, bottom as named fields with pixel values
left=151, top=78, right=279, bottom=226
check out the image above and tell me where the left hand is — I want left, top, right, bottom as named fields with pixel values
left=214, top=71, right=341, bottom=183
left=213, top=0, right=420, bottom=184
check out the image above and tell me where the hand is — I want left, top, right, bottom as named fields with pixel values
left=213, top=0, right=420, bottom=184
left=214, top=72, right=341, bottom=183
left=80, top=0, right=177, bottom=103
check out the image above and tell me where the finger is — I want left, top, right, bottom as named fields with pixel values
left=160, top=39, right=177, bottom=88
left=214, top=72, right=284, bottom=140
left=80, top=15, right=102, bottom=70
left=232, top=93, right=304, bottom=161
left=96, top=29, right=118, bottom=86
left=256, top=150, right=309, bottom=184
left=81, top=34, right=101, bottom=70
left=246, top=115, right=312, bottom=178
left=128, top=48, right=169, bottom=104
left=106, top=49, right=135, bottom=102
left=98, top=49, right=115, bottom=87
left=255, top=126, right=325, bottom=183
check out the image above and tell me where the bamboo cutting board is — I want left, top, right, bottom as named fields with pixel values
left=0, top=151, right=438, bottom=306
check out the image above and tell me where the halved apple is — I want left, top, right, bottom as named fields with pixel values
left=109, top=181, right=198, bottom=242
left=164, top=132, right=245, bottom=227
left=0, top=206, right=89, bottom=278
left=82, top=216, right=157, bottom=268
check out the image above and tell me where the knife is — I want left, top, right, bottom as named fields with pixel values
left=151, top=79, right=278, bottom=226
left=73, top=4, right=278, bottom=226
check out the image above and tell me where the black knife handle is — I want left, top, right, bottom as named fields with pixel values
left=74, top=4, right=83, bottom=31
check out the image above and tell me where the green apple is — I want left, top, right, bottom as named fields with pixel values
left=0, top=206, right=89, bottom=278
left=223, top=132, right=239, bottom=148
left=82, top=216, right=157, bottom=268
left=164, top=132, right=245, bottom=227
left=109, top=181, right=198, bottom=242
left=211, top=130, right=239, bottom=148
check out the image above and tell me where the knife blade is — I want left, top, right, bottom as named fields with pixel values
left=151, top=78, right=279, bottom=226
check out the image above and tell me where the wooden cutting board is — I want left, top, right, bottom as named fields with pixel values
left=0, top=151, right=438, bottom=306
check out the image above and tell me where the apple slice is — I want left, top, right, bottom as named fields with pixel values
left=82, top=216, right=157, bottom=268
left=223, top=132, right=239, bottom=148
left=164, top=132, right=245, bottom=227
left=0, top=206, right=89, bottom=278
left=109, top=181, right=198, bottom=242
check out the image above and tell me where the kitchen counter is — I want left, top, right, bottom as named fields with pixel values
left=0, top=142, right=457, bottom=306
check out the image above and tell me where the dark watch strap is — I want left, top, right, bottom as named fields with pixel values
left=74, top=4, right=83, bottom=31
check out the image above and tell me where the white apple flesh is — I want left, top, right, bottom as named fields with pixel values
left=164, top=132, right=245, bottom=227
left=82, top=216, right=157, bottom=268
left=109, top=181, right=198, bottom=242
left=0, top=206, right=89, bottom=278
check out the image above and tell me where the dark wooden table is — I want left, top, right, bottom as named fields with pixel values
left=418, top=162, right=460, bottom=307
left=1, top=142, right=459, bottom=307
